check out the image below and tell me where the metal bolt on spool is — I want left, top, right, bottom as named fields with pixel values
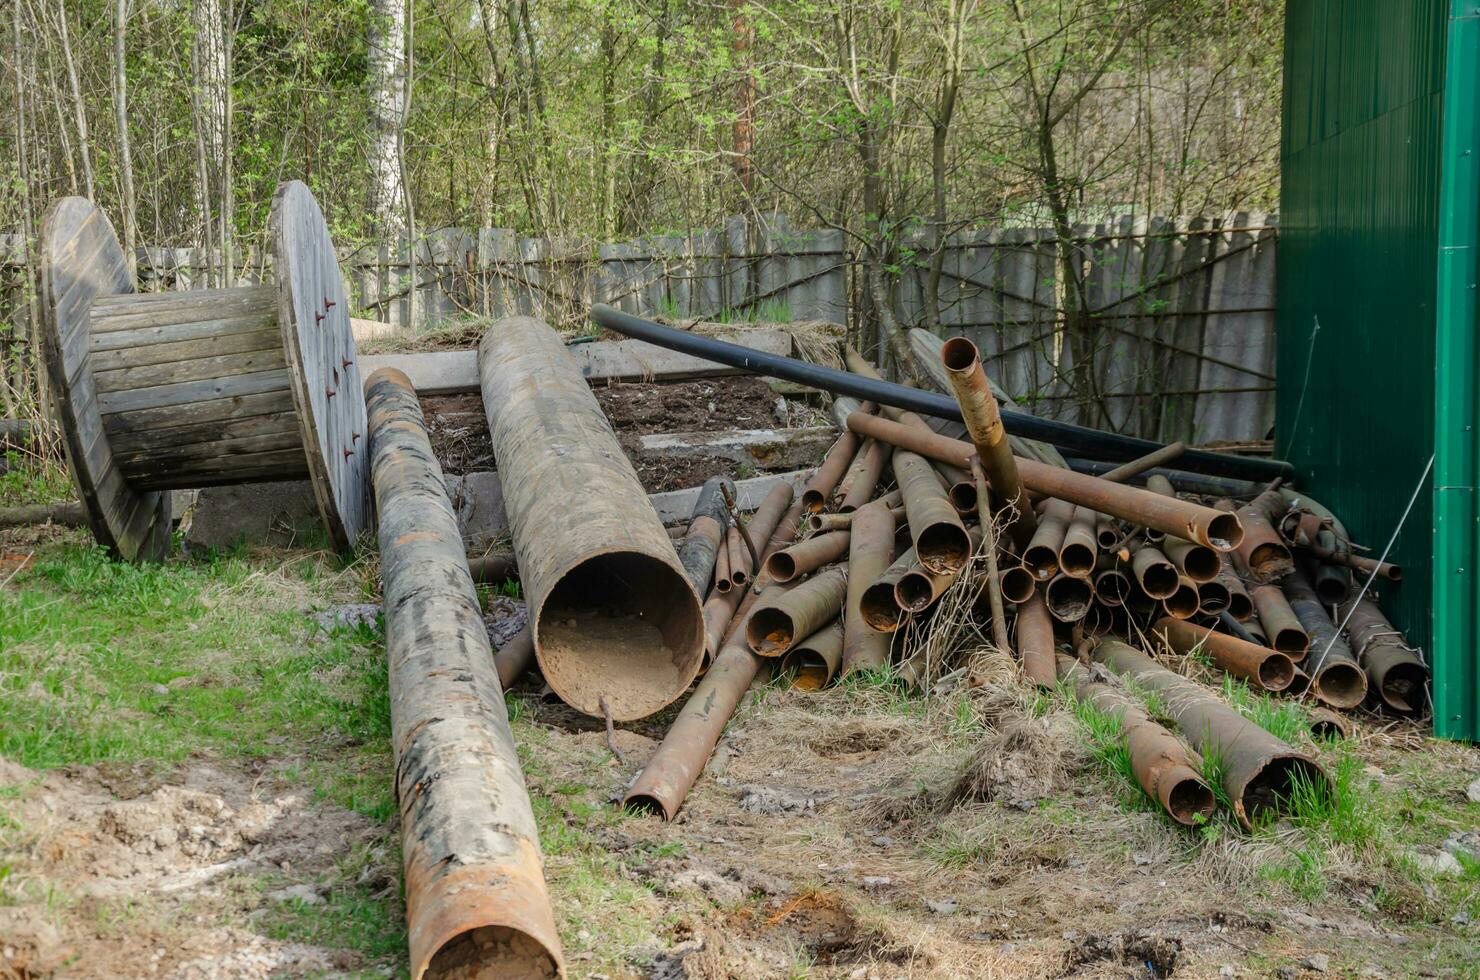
left=38, top=181, right=369, bottom=561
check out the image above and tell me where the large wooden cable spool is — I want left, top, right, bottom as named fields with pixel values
left=38, top=180, right=369, bottom=562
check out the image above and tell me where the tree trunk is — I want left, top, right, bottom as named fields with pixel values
left=732, top=0, right=755, bottom=196
left=368, top=0, right=408, bottom=240
left=55, top=0, right=95, bottom=200
left=113, top=0, right=138, bottom=279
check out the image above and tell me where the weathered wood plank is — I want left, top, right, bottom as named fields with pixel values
left=89, top=285, right=277, bottom=330
left=114, top=430, right=308, bottom=476
left=108, top=411, right=302, bottom=454
left=103, top=389, right=299, bottom=435
left=89, top=314, right=278, bottom=353
left=97, top=368, right=292, bottom=415
left=93, top=346, right=289, bottom=394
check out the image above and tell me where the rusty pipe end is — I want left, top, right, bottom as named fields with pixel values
left=746, top=606, right=796, bottom=656
left=860, top=581, right=905, bottom=632
left=1045, top=574, right=1092, bottom=623
left=1196, top=580, right=1231, bottom=614
left=1023, top=546, right=1060, bottom=581
left=1059, top=543, right=1096, bottom=579
left=998, top=566, right=1037, bottom=604
left=1375, top=660, right=1430, bottom=714
left=948, top=481, right=978, bottom=516
left=1093, top=569, right=1131, bottom=606
left=800, top=488, right=827, bottom=513
left=534, top=551, right=705, bottom=721
left=623, top=789, right=678, bottom=821
left=1257, top=652, right=1297, bottom=691
left=1163, top=578, right=1200, bottom=619
left=1232, top=754, right=1331, bottom=829
left=1180, top=546, right=1221, bottom=582
left=939, top=335, right=982, bottom=374
left=1137, top=561, right=1179, bottom=600
left=765, top=553, right=800, bottom=583
left=1312, top=660, right=1369, bottom=709
left=1158, top=765, right=1218, bottom=826
left=1206, top=512, right=1245, bottom=551
left=1227, top=589, right=1253, bottom=621
left=1271, top=627, right=1309, bottom=661
left=410, top=860, right=566, bottom=980
left=895, top=570, right=936, bottom=613
left=917, top=522, right=972, bottom=575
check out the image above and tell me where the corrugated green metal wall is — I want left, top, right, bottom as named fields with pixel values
left=1280, top=0, right=1479, bottom=740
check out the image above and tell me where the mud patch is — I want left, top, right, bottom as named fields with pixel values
left=1060, top=928, right=1182, bottom=977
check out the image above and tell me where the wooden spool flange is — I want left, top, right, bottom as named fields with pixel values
left=38, top=181, right=369, bottom=562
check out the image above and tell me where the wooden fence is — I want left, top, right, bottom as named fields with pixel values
left=0, top=212, right=1275, bottom=445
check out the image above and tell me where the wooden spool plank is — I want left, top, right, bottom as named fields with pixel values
left=93, top=346, right=288, bottom=394
left=108, top=411, right=302, bottom=454
left=38, top=197, right=170, bottom=562
left=90, top=285, right=278, bottom=329
left=102, top=389, right=298, bottom=437
left=89, top=314, right=279, bottom=355
left=91, top=325, right=283, bottom=372
left=116, top=435, right=309, bottom=477
left=270, top=181, right=368, bottom=550
left=96, top=368, right=292, bottom=415
left=129, top=448, right=309, bottom=489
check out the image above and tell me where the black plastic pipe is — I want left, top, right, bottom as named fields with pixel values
left=1062, top=458, right=1267, bottom=498
left=589, top=305, right=1294, bottom=483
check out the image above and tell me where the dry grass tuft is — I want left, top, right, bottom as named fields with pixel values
left=942, top=702, right=1069, bottom=809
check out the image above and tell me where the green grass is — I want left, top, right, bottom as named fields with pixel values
left=0, top=450, right=72, bottom=506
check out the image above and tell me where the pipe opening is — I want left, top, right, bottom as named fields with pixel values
left=782, top=652, right=830, bottom=691
left=1258, top=654, right=1296, bottom=691
left=1285, top=668, right=1311, bottom=697
left=1166, top=776, right=1217, bottom=826
left=1093, top=570, right=1131, bottom=605
left=1023, top=545, right=1059, bottom=581
left=1242, top=756, right=1329, bottom=823
left=1378, top=663, right=1429, bottom=714
left=1163, top=582, right=1199, bottom=619
left=746, top=606, right=797, bottom=655
left=765, top=553, right=799, bottom=582
left=895, top=571, right=936, bottom=612
left=425, top=925, right=560, bottom=980
left=1181, top=547, right=1220, bottom=582
left=940, top=336, right=979, bottom=372
left=916, top=523, right=970, bottom=575
left=1096, top=525, right=1123, bottom=549
left=537, top=551, right=703, bottom=720
left=1312, top=660, right=1368, bottom=709
left=998, top=567, right=1036, bottom=604
left=1196, top=581, right=1231, bottom=614
left=1271, top=628, right=1309, bottom=660
left=1059, top=543, right=1096, bottom=578
left=800, top=488, right=827, bottom=513
left=948, top=482, right=978, bottom=516
left=1227, top=590, right=1253, bottom=621
left=1046, top=576, right=1092, bottom=622
left=1313, top=569, right=1351, bottom=605
left=622, top=793, right=673, bottom=820
left=1139, top=563, right=1178, bottom=599
left=1206, top=513, right=1245, bottom=551
left=861, top=582, right=905, bottom=631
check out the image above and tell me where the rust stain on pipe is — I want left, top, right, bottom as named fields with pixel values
left=1094, top=639, right=1329, bottom=828
left=1058, top=655, right=1215, bottom=825
left=1058, top=505, right=1099, bottom=578
left=1163, top=536, right=1219, bottom=583
left=1250, top=585, right=1309, bottom=660
left=701, top=487, right=796, bottom=657
left=479, top=317, right=704, bottom=721
left=1341, top=597, right=1429, bottom=715
left=860, top=546, right=918, bottom=632
left=939, top=337, right=1037, bottom=547
left=1023, top=498, right=1072, bottom=580
left=893, top=449, right=971, bottom=574
left=1283, top=575, right=1368, bottom=709
left=1130, top=543, right=1179, bottom=599
left=494, top=626, right=536, bottom=690
left=1232, top=492, right=1294, bottom=584
left=842, top=500, right=896, bottom=674
left=781, top=620, right=845, bottom=690
left=1016, top=592, right=1057, bottom=686
left=766, top=529, right=850, bottom=583
left=846, top=412, right=1243, bottom=551
left=746, top=565, right=849, bottom=657
left=1153, top=617, right=1295, bottom=691
left=726, top=525, right=749, bottom=588
left=365, top=368, right=564, bottom=980
left=836, top=437, right=890, bottom=512
left=1045, top=573, right=1093, bottom=623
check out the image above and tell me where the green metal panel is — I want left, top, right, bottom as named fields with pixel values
left=1432, top=0, right=1480, bottom=740
left=1281, top=0, right=1480, bottom=739
left=1278, top=1, right=1449, bottom=725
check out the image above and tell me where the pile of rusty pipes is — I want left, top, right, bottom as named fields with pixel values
left=610, top=333, right=1422, bottom=828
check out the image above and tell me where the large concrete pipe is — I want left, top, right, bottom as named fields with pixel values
left=479, top=316, right=704, bottom=720
left=366, top=368, right=564, bottom=979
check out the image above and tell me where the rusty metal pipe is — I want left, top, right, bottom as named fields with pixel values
left=726, top=525, right=749, bottom=588
left=766, top=529, right=850, bottom=583
left=802, top=425, right=864, bottom=512
left=676, top=476, right=733, bottom=597
left=893, top=449, right=971, bottom=574
left=1094, top=639, right=1330, bottom=828
left=996, top=563, right=1037, bottom=604
left=700, top=485, right=794, bottom=657
left=1095, top=441, right=1188, bottom=483
left=1130, top=544, right=1179, bottom=600
left=494, top=626, right=537, bottom=690
left=479, top=317, right=704, bottom=721
left=1341, top=598, right=1429, bottom=715
left=842, top=500, right=896, bottom=674
left=860, top=547, right=917, bottom=632
left=894, top=528, right=980, bottom=613
left=939, top=337, right=1037, bottom=548
left=1092, top=554, right=1132, bottom=606
left=1023, top=498, right=1072, bottom=581
left=1197, top=578, right=1232, bottom=615
left=781, top=620, right=845, bottom=690
left=366, top=368, right=564, bottom=980
left=1059, top=505, right=1098, bottom=578
left=746, top=565, right=849, bottom=656
left=467, top=552, right=519, bottom=583
left=1232, top=491, right=1294, bottom=584
left=1216, top=562, right=1253, bottom=620
left=836, top=437, right=890, bottom=512
left=1016, top=592, right=1057, bottom=686
left=1153, top=617, right=1295, bottom=691
left=1045, top=573, right=1093, bottom=623
left=1250, top=585, right=1309, bottom=660
left=1163, top=575, right=1201, bottom=620
left=713, top=536, right=732, bottom=594
left=1058, top=655, right=1216, bottom=826
left=625, top=490, right=800, bottom=820
left=1163, top=536, right=1219, bottom=583
left=1311, top=529, right=1353, bottom=604
left=1282, top=575, right=1368, bottom=709
left=846, top=412, right=1244, bottom=551
left=805, top=502, right=904, bottom=535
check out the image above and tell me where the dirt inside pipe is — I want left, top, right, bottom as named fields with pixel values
left=1059, top=543, right=1096, bottom=578
left=916, top=523, right=970, bottom=574
left=1206, top=513, right=1245, bottom=551
left=1379, top=662, right=1429, bottom=713
left=1312, top=660, right=1368, bottom=709
left=896, top=571, right=936, bottom=612
left=1257, top=654, right=1296, bottom=690
left=1164, top=582, right=1199, bottom=618
left=536, top=552, right=703, bottom=720
left=425, top=926, right=559, bottom=980
left=1270, top=627, right=1309, bottom=660
left=783, top=652, right=831, bottom=690
left=1047, top=576, right=1092, bottom=622
left=861, top=582, right=905, bottom=631
left=1166, top=775, right=1217, bottom=825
